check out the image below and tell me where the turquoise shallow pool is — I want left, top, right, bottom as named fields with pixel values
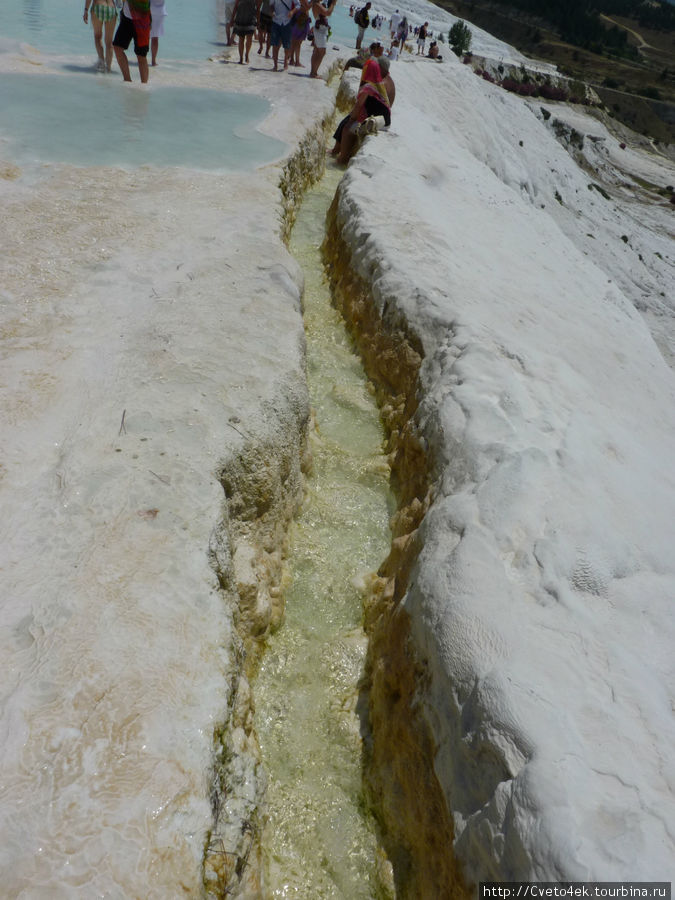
left=0, top=0, right=358, bottom=60
left=1, top=0, right=227, bottom=60
left=0, top=73, right=285, bottom=170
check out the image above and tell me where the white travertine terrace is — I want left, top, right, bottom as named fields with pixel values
left=1, top=3, right=674, bottom=895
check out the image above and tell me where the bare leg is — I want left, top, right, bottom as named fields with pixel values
left=272, top=43, right=279, bottom=70
left=104, top=18, right=116, bottom=70
left=151, top=36, right=159, bottom=65
left=238, top=33, right=245, bottom=62
left=137, top=54, right=149, bottom=83
left=115, top=44, right=132, bottom=80
left=290, top=38, right=303, bottom=65
left=92, top=16, right=105, bottom=66
left=283, top=45, right=290, bottom=69
left=337, top=123, right=357, bottom=164
left=245, top=33, right=252, bottom=63
left=310, top=46, right=325, bottom=77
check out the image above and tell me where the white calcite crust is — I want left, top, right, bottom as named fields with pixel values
left=0, top=41, right=335, bottom=898
left=333, top=54, right=675, bottom=882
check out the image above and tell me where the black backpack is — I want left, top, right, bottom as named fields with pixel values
left=355, top=7, right=368, bottom=26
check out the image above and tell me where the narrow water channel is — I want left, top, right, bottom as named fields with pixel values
left=253, top=166, right=395, bottom=897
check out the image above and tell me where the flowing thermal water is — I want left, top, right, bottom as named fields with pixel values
left=253, top=167, right=395, bottom=897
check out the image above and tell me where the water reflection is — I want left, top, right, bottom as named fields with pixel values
left=121, top=86, right=151, bottom=141
left=22, top=0, right=42, bottom=33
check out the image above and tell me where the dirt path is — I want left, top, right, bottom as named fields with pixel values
left=599, top=13, right=652, bottom=50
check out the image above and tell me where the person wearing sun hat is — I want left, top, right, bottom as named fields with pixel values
left=113, top=0, right=152, bottom=82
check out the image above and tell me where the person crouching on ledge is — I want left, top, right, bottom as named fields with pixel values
left=335, top=58, right=391, bottom=164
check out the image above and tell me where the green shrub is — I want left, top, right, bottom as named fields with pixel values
left=449, top=20, right=472, bottom=56
left=639, top=86, right=661, bottom=101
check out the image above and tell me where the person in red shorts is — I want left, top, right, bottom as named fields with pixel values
left=113, top=0, right=152, bottom=83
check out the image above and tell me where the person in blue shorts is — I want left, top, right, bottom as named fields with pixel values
left=270, top=0, right=299, bottom=70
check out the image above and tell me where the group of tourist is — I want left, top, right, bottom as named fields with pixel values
left=224, top=0, right=337, bottom=75
left=353, top=6, right=440, bottom=59
left=82, top=0, right=166, bottom=81
left=80, top=0, right=400, bottom=160
left=83, top=0, right=438, bottom=84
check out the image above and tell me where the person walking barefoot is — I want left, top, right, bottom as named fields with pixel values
left=231, top=0, right=260, bottom=63
left=270, top=0, right=299, bottom=71
left=83, top=0, right=118, bottom=72
left=257, top=0, right=273, bottom=57
left=113, top=0, right=151, bottom=83
left=289, top=0, right=311, bottom=67
left=308, top=0, right=335, bottom=77
left=309, top=13, right=328, bottom=76
left=150, top=0, right=166, bottom=66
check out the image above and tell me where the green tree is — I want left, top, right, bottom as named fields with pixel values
left=449, top=20, right=472, bottom=56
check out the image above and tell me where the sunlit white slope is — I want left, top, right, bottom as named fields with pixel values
left=349, top=0, right=557, bottom=71
left=334, top=53, right=675, bottom=880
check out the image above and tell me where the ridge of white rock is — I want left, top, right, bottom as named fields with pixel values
left=2, top=2, right=674, bottom=893
left=331, top=55, right=675, bottom=883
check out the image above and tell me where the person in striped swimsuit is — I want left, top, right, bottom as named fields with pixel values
left=83, top=0, right=118, bottom=72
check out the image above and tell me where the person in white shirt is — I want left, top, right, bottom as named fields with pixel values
left=389, top=8, right=401, bottom=39
left=270, top=0, right=299, bottom=70
left=150, top=0, right=166, bottom=66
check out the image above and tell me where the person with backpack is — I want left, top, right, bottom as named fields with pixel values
left=270, top=0, right=300, bottom=70
left=354, top=1, right=370, bottom=49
